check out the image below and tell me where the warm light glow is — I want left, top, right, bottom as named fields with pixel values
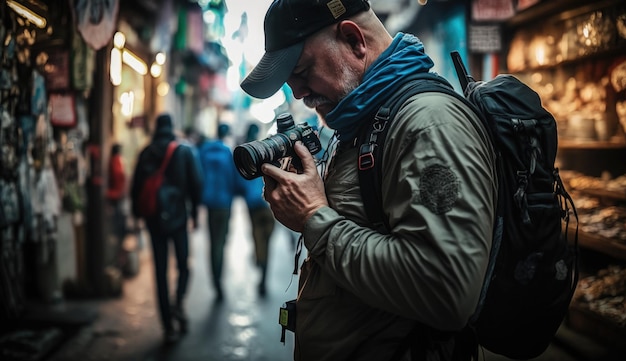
left=134, top=89, right=145, bottom=101
left=110, top=48, right=122, bottom=86
left=150, top=63, right=162, bottom=78
left=113, top=32, right=126, bottom=48
left=7, top=0, right=46, bottom=28
left=155, top=52, right=166, bottom=65
left=535, top=45, right=545, bottom=66
left=157, top=82, right=170, bottom=97
left=122, top=49, right=147, bottom=75
left=418, top=0, right=428, bottom=5
left=582, top=23, right=591, bottom=38
left=120, top=91, right=135, bottom=117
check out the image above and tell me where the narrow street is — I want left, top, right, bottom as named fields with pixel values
left=8, top=198, right=617, bottom=361
left=46, top=199, right=299, bottom=361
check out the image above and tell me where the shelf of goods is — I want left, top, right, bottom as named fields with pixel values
left=569, top=265, right=626, bottom=353
left=503, top=1, right=626, bottom=354
left=562, top=170, right=626, bottom=352
left=505, top=0, right=626, bottom=73
left=504, top=0, right=626, bottom=149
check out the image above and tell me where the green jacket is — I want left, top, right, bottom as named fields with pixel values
left=297, top=91, right=498, bottom=361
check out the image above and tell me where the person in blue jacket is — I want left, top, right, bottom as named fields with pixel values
left=235, top=123, right=277, bottom=296
left=198, top=123, right=237, bottom=300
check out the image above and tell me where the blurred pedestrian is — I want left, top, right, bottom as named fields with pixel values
left=198, top=123, right=238, bottom=301
left=106, top=143, right=127, bottom=266
left=130, top=113, right=203, bottom=344
left=182, top=126, right=202, bottom=160
left=235, top=123, right=276, bottom=296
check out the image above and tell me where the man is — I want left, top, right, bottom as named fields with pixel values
left=240, top=1, right=497, bottom=360
left=197, top=123, right=238, bottom=301
left=130, top=114, right=203, bottom=343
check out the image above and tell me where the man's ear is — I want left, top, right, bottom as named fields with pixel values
left=337, top=20, right=366, bottom=58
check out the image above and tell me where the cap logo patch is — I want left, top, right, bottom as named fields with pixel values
left=327, top=0, right=347, bottom=19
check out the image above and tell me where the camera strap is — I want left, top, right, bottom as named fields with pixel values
left=279, top=234, right=304, bottom=343
left=292, top=233, right=304, bottom=275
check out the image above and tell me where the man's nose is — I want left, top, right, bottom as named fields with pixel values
left=286, top=79, right=310, bottom=99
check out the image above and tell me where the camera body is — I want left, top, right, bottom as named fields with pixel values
left=233, top=113, right=322, bottom=180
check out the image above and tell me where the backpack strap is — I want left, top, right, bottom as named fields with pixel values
left=158, top=141, right=178, bottom=175
left=357, top=73, right=462, bottom=233
left=357, top=74, right=488, bottom=361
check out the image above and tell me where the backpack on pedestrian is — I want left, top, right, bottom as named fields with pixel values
left=357, top=51, right=579, bottom=360
left=137, top=141, right=180, bottom=221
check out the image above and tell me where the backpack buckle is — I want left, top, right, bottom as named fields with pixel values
left=359, top=143, right=376, bottom=170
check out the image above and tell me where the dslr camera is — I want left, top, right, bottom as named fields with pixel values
left=233, top=113, right=322, bottom=180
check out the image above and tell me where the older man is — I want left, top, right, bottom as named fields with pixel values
left=241, top=1, right=497, bottom=360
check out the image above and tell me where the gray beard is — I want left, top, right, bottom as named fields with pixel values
left=303, top=64, right=361, bottom=119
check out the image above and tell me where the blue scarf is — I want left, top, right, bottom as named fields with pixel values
left=325, top=33, right=434, bottom=141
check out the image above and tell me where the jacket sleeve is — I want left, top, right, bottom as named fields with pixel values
left=302, top=93, right=498, bottom=331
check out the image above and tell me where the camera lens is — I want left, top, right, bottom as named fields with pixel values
left=233, top=145, right=259, bottom=180
left=233, top=133, right=291, bottom=179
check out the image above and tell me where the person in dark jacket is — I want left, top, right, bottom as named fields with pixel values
left=197, top=123, right=238, bottom=301
left=130, top=113, right=203, bottom=344
left=235, top=123, right=277, bottom=297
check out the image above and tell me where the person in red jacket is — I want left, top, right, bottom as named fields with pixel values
left=107, top=143, right=127, bottom=264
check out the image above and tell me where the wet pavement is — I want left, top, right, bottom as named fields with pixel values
left=6, top=199, right=619, bottom=361
left=46, top=199, right=299, bottom=361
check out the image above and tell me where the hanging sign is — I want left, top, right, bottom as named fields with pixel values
left=469, top=25, right=502, bottom=53
left=472, top=0, right=515, bottom=21
left=49, top=93, right=77, bottom=128
left=72, top=0, right=120, bottom=50
left=44, top=49, right=70, bottom=91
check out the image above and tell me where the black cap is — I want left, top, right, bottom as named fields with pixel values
left=240, top=0, right=370, bottom=99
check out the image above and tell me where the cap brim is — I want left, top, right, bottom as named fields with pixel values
left=240, top=41, right=304, bottom=99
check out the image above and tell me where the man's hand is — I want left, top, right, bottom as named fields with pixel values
left=261, top=141, right=328, bottom=232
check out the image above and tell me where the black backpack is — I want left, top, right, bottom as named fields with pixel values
left=357, top=51, right=579, bottom=360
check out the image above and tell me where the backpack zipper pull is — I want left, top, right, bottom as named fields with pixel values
left=512, top=118, right=541, bottom=175
left=514, top=170, right=531, bottom=224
